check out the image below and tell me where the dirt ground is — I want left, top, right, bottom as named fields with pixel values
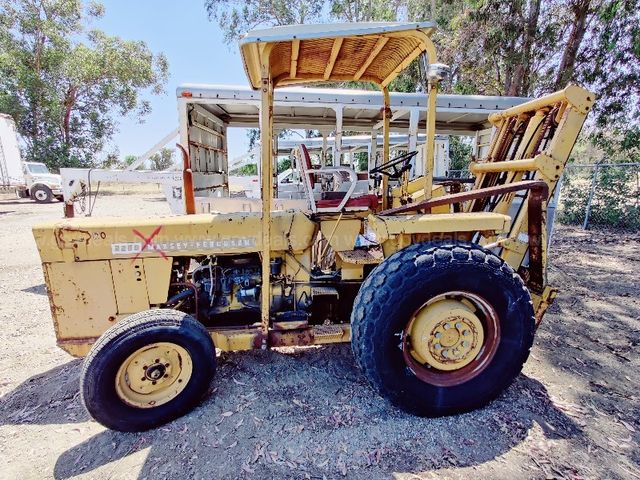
left=0, top=192, right=638, bottom=480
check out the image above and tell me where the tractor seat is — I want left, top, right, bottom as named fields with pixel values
left=298, top=144, right=379, bottom=212
left=317, top=194, right=379, bottom=210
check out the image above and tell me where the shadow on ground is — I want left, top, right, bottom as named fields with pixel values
left=0, top=345, right=584, bottom=479
left=21, top=283, right=47, bottom=296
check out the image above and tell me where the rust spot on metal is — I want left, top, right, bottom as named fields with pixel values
left=380, top=180, right=547, bottom=216
left=402, top=291, right=501, bottom=388
left=42, top=265, right=63, bottom=336
left=253, top=331, right=267, bottom=349
left=177, top=143, right=196, bottom=215
left=64, top=203, right=75, bottom=218
left=268, top=329, right=313, bottom=347
left=55, top=226, right=91, bottom=249
left=527, top=184, right=548, bottom=293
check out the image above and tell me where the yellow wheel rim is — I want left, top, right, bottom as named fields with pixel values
left=115, top=342, right=193, bottom=409
left=407, top=297, right=485, bottom=371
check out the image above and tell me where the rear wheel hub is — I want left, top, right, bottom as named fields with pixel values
left=402, top=291, right=500, bottom=386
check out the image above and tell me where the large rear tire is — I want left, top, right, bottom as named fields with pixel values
left=81, top=309, right=216, bottom=431
left=351, top=241, right=534, bottom=416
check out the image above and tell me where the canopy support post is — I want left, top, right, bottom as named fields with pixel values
left=381, top=87, right=391, bottom=210
left=333, top=106, right=343, bottom=166
left=259, top=59, right=274, bottom=346
left=408, top=108, right=420, bottom=176
left=369, top=129, right=378, bottom=172
left=321, top=131, right=328, bottom=167
left=423, top=79, right=438, bottom=200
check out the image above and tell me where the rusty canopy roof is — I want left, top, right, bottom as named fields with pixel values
left=239, top=22, right=437, bottom=90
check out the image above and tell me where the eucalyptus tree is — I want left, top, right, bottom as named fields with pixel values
left=0, top=0, right=168, bottom=169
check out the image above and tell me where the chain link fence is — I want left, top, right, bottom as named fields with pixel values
left=557, top=163, right=640, bottom=230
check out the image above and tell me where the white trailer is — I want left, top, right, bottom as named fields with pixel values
left=0, top=114, right=23, bottom=193
left=0, top=113, right=63, bottom=202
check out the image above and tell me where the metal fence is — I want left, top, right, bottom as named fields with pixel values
left=557, top=163, right=640, bottom=230
left=446, top=163, right=640, bottom=230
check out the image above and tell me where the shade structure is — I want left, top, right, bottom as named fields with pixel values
left=240, top=22, right=437, bottom=89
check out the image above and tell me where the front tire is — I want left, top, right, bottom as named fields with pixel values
left=31, top=185, right=53, bottom=203
left=81, top=309, right=216, bottom=431
left=351, top=241, right=534, bottom=416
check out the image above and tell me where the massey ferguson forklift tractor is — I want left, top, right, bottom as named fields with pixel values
left=32, top=22, right=594, bottom=431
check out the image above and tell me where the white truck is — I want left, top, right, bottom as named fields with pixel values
left=0, top=113, right=63, bottom=203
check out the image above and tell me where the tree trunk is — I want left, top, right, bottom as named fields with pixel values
left=63, top=87, right=77, bottom=146
left=32, top=32, right=44, bottom=142
left=554, top=0, right=591, bottom=90
left=511, top=0, right=542, bottom=96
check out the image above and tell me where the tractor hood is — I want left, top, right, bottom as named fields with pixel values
left=32, top=211, right=317, bottom=263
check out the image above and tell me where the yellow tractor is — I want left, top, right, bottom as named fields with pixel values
left=33, top=22, right=593, bottom=431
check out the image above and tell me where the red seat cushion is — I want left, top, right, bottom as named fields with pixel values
left=316, top=194, right=379, bottom=211
left=300, top=144, right=315, bottom=189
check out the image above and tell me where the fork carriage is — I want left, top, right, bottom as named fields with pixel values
left=33, top=22, right=593, bottom=431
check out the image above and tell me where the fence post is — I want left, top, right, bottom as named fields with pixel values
left=548, top=172, right=564, bottom=246
left=583, top=164, right=600, bottom=229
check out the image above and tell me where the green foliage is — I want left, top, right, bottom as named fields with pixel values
left=278, top=157, right=292, bottom=173
left=205, top=0, right=640, bottom=228
left=205, top=0, right=325, bottom=43
left=101, top=151, right=119, bottom=169
left=558, top=165, right=640, bottom=229
left=149, top=148, right=175, bottom=171
left=122, top=154, right=137, bottom=168
left=449, top=136, right=473, bottom=171
left=206, top=0, right=639, bottom=133
left=354, top=151, right=368, bottom=172
left=0, top=0, right=168, bottom=170
left=231, top=164, right=258, bottom=175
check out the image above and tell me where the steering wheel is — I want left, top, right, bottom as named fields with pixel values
left=370, top=151, right=418, bottom=180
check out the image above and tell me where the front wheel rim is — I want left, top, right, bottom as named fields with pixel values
left=402, top=291, right=500, bottom=387
left=34, top=189, right=48, bottom=201
left=115, top=342, right=193, bottom=408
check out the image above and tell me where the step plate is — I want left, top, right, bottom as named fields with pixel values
left=311, top=286, right=339, bottom=298
left=313, top=324, right=350, bottom=344
left=336, top=248, right=384, bottom=265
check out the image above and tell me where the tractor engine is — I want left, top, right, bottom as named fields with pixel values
left=193, top=254, right=262, bottom=314
left=166, top=254, right=293, bottom=327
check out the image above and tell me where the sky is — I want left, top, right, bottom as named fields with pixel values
left=95, top=0, right=250, bottom=160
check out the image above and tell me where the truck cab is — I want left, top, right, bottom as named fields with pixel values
left=22, top=162, right=63, bottom=203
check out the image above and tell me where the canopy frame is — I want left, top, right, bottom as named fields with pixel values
left=239, top=22, right=444, bottom=335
